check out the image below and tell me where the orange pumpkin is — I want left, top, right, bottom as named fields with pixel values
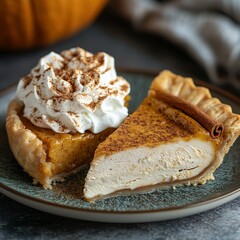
left=0, top=0, right=107, bottom=50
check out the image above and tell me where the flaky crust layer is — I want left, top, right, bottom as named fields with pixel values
left=6, top=99, right=54, bottom=188
left=149, top=70, right=240, bottom=184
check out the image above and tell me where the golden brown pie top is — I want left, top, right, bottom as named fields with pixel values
left=94, top=96, right=220, bottom=158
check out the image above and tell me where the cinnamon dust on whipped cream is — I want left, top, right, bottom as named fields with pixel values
left=16, top=48, right=130, bottom=134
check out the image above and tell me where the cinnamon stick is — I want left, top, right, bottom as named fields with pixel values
left=151, top=90, right=224, bottom=139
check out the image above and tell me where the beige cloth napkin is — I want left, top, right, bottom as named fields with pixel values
left=110, top=0, right=240, bottom=90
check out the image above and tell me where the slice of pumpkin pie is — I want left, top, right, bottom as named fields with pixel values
left=6, top=47, right=130, bottom=189
left=84, top=70, right=240, bottom=202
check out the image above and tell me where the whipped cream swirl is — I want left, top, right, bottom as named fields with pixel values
left=16, top=48, right=130, bottom=134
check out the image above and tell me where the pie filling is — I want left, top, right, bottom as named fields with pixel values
left=84, top=138, right=216, bottom=200
left=20, top=112, right=115, bottom=180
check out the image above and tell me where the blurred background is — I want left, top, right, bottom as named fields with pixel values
left=1, top=0, right=240, bottom=96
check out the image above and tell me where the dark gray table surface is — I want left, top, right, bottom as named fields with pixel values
left=1, top=11, right=240, bottom=240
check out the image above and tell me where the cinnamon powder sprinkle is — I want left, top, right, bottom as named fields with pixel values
left=151, top=90, right=224, bottom=139
left=95, top=97, right=217, bottom=158
left=23, top=76, right=32, bottom=89
left=20, top=48, right=130, bottom=133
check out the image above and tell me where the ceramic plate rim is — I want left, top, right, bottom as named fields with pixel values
left=1, top=69, right=240, bottom=222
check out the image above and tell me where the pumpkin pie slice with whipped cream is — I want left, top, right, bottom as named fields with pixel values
left=84, top=70, right=240, bottom=202
left=6, top=47, right=130, bottom=189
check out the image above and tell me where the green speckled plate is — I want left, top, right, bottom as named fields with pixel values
left=1, top=71, right=240, bottom=223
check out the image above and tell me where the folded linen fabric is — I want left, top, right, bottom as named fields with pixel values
left=110, top=0, right=240, bottom=90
